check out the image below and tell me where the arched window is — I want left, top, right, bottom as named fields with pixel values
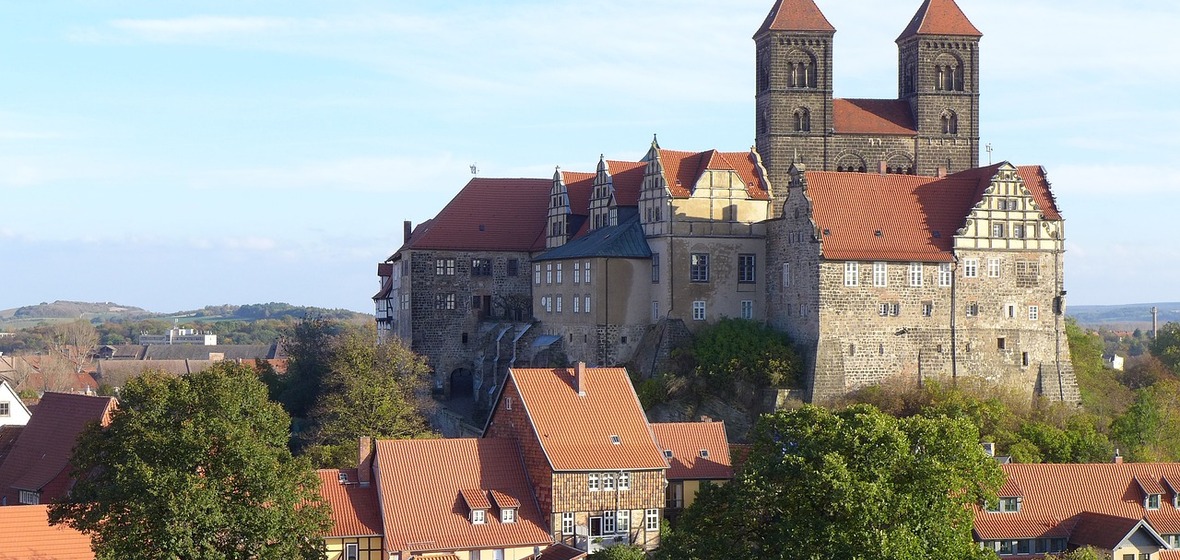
left=941, top=110, right=959, bottom=135
left=934, top=54, right=965, bottom=92
left=785, top=49, right=817, bottom=88
left=836, top=154, right=867, bottom=173
left=757, top=48, right=770, bottom=92
left=793, top=108, right=811, bottom=132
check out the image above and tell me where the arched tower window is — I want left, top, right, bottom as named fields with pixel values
left=934, top=53, right=965, bottom=92
left=941, top=110, right=959, bottom=135
left=785, top=49, right=817, bottom=89
left=884, top=153, right=915, bottom=175
left=836, top=154, right=867, bottom=173
left=793, top=108, right=811, bottom=132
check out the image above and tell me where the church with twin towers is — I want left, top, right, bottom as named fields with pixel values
left=375, top=0, right=1077, bottom=411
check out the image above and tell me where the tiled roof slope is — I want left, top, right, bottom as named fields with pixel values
left=605, top=160, right=647, bottom=207
left=975, top=463, right=1180, bottom=543
left=374, top=438, right=550, bottom=555
left=898, top=0, right=982, bottom=40
left=651, top=422, right=733, bottom=481
left=507, top=366, right=667, bottom=471
left=535, top=543, right=588, bottom=560
left=562, top=171, right=596, bottom=216
left=534, top=212, right=651, bottom=262
left=0, top=392, right=116, bottom=503
left=833, top=99, right=918, bottom=136
left=316, top=469, right=382, bottom=538
left=403, top=178, right=554, bottom=253
left=658, top=150, right=770, bottom=201
left=142, top=343, right=279, bottom=360
left=0, top=426, right=23, bottom=465
left=755, top=0, right=835, bottom=35
left=804, top=164, right=1060, bottom=262
left=0, top=505, right=94, bottom=559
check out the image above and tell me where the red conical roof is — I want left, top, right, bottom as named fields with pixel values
left=897, top=0, right=982, bottom=41
left=755, top=0, right=835, bottom=36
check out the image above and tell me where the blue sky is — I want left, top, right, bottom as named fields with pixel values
left=1, top=0, right=1177, bottom=313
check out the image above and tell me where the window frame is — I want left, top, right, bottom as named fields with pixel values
left=645, top=508, right=660, bottom=531
left=873, top=262, right=888, bottom=287
left=908, top=262, right=923, bottom=287
left=987, top=258, right=1001, bottom=278
left=938, top=263, right=952, bottom=287
left=690, top=253, right=710, bottom=283
left=844, top=262, right=859, bottom=287
left=651, top=253, right=660, bottom=283
left=562, top=512, right=575, bottom=535
left=964, top=258, right=978, bottom=278
left=738, top=253, right=756, bottom=284
left=741, top=300, right=754, bottom=320
left=692, top=300, right=706, bottom=321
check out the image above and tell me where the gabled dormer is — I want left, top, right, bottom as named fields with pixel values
left=589, top=156, right=614, bottom=232
left=459, top=488, right=491, bottom=525
left=985, top=477, right=1023, bottom=513
left=1135, top=475, right=1166, bottom=510
left=1163, top=476, right=1180, bottom=509
left=489, top=489, right=520, bottom=524
left=547, top=168, right=572, bottom=249
left=640, top=138, right=671, bottom=236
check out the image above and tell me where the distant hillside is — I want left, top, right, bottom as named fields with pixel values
left=1068, top=303, right=1180, bottom=330
left=0, top=301, right=368, bottom=330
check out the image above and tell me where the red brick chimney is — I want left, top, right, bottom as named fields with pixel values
left=358, top=436, right=373, bottom=487
left=575, top=362, right=586, bottom=396
left=1114, top=450, right=1123, bottom=464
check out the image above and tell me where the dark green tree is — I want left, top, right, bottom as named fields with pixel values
left=1150, top=322, right=1180, bottom=374
left=270, top=317, right=343, bottom=420
left=683, top=318, right=801, bottom=387
left=49, top=362, right=330, bottom=560
left=659, top=405, right=1003, bottom=560
left=588, top=545, right=647, bottom=560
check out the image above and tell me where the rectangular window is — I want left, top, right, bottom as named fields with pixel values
left=1013, top=224, right=1026, bottom=239
left=1029, top=306, right=1039, bottom=321
left=574, top=297, right=581, bottom=313
left=494, top=550, right=504, bottom=560
left=534, top=264, right=541, bottom=285
left=584, top=261, right=591, bottom=283
left=546, top=263, right=553, bottom=284
left=692, top=300, right=706, bottom=321
left=584, top=295, right=591, bottom=314
left=18, top=490, right=38, bottom=505
left=544, top=296, right=552, bottom=313
left=964, top=258, right=978, bottom=278
left=1022, top=352, right=1030, bottom=367
left=651, top=253, right=660, bottom=283
left=562, top=512, right=575, bottom=535
left=992, top=223, right=1006, bottom=238
left=0, top=402, right=9, bottom=417
left=501, top=508, right=516, bottom=523
left=645, top=509, right=659, bottom=531
left=998, top=337, right=1007, bottom=350
left=938, top=263, right=952, bottom=287
left=555, top=295, right=562, bottom=313
left=1015, top=261, right=1040, bottom=287
left=436, top=258, right=456, bottom=276
left=739, top=254, right=756, bottom=284
left=782, top=263, right=791, bottom=288
left=619, top=472, right=630, bottom=490
left=908, top=262, right=923, bottom=287
left=345, top=544, right=359, bottom=560
left=603, top=513, right=616, bottom=535
left=873, top=262, right=887, bottom=287
left=890, top=303, right=900, bottom=317
left=574, top=262, right=581, bottom=283
left=401, top=293, right=410, bottom=310
left=556, top=263, right=563, bottom=284
left=507, top=258, right=519, bottom=276
left=1000, top=497, right=1020, bottom=512
left=844, top=262, right=859, bottom=287
left=878, top=303, right=889, bottom=317
left=690, top=253, right=710, bottom=282
left=472, top=509, right=486, bottom=524
left=922, top=302, right=933, bottom=317
left=590, top=517, right=603, bottom=538
left=603, top=473, right=615, bottom=491
left=617, top=510, right=630, bottom=534
left=651, top=301, right=659, bottom=321
left=741, top=300, right=753, bottom=320
left=988, top=258, right=1001, bottom=278
left=967, top=302, right=979, bottom=317
left=472, top=258, right=492, bottom=276
left=589, top=473, right=599, bottom=491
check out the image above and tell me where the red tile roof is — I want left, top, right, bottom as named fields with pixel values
left=0, top=504, right=94, bottom=559
left=316, top=469, right=382, bottom=538
left=488, top=489, right=520, bottom=509
left=657, top=149, right=770, bottom=201
left=374, top=438, right=551, bottom=555
left=975, top=463, right=1180, bottom=544
left=897, top=0, right=982, bottom=40
left=833, top=99, right=917, bottom=136
left=506, top=367, right=668, bottom=472
left=651, top=422, right=734, bottom=481
left=561, top=171, right=596, bottom=216
left=0, top=392, right=116, bottom=504
left=803, top=164, right=1060, bottom=262
left=605, top=160, right=647, bottom=207
left=755, top=0, right=835, bottom=35
left=402, top=178, right=554, bottom=253
left=535, top=543, right=588, bottom=560
left=459, top=488, right=492, bottom=511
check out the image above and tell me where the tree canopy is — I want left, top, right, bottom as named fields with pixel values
left=680, top=318, right=801, bottom=387
left=49, top=361, right=330, bottom=560
left=658, top=404, right=1003, bottom=560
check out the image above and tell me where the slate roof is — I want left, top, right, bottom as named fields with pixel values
left=833, top=99, right=918, bottom=136
left=141, top=343, right=279, bottom=361
left=533, top=212, right=651, bottom=262
left=374, top=438, right=551, bottom=555
left=504, top=366, right=668, bottom=472
left=400, top=178, right=554, bottom=253
left=651, top=421, right=734, bottom=481
left=803, top=164, right=1060, bottom=263
left=316, top=469, right=382, bottom=539
left=0, top=392, right=116, bottom=503
left=0, top=504, right=94, bottom=559
left=898, top=0, right=982, bottom=40
left=755, top=0, right=835, bottom=35
left=974, top=463, right=1180, bottom=545
left=657, top=149, right=770, bottom=200
left=0, top=425, right=23, bottom=465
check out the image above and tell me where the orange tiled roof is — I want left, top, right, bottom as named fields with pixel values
left=975, top=463, right=1180, bottom=543
left=0, top=504, right=94, bottom=559
left=755, top=0, right=835, bottom=35
left=651, top=422, right=734, bottom=481
left=506, top=366, right=668, bottom=472
left=316, top=469, right=382, bottom=538
left=535, top=543, right=588, bottom=560
left=402, top=178, right=554, bottom=253
left=561, top=171, right=596, bottom=216
left=488, top=489, right=521, bottom=509
left=897, top=0, right=982, bottom=40
left=804, top=164, right=1060, bottom=263
left=459, top=488, right=493, bottom=510
left=605, top=160, right=647, bottom=207
left=375, top=438, right=551, bottom=555
left=833, top=99, right=917, bottom=136
left=0, top=392, right=116, bottom=504
left=657, top=149, right=770, bottom=201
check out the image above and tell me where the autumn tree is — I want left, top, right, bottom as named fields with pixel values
left=1151, top=322, right=1180, bottom=374
left=48, top=319, right=98, bottom=374
left=49, top=361, right=330, bottom=560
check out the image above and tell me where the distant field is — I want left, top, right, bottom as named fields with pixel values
left=1068, top=302, right=1180, bottom=329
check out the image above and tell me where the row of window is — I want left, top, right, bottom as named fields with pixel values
left=843, top=262, right=952, bottom=288
left=540, top=295, right=592, bottom=315
left=990, top=222, right=1037, bottom=240
left=535, top=262, right=592, bottom=285
left=687, top=253, right=757, bottom=284
left=470, top=507, right=516, bottom=525
left=588, top=472, right=631, bottom=491
left=979, top=538, right=1067, bottom=556
left=435, top=258, right=520, bottom=277
left=560, top=509, right=661, bottom=536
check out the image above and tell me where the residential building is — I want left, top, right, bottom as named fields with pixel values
left=137, top=327, right=217, bottom=345
left=0, top=392, right=116, bottom=506
left=316, top=466, right=383, bottom=560
left=651, top=421, right=734, bottom=517
left=483, top=363, right=668, bottom=553
left=0, top=380, right=32, bottom=428
left=974, top=461, right=1180, bottom=559
left=0, top=504, right=94, bottom=559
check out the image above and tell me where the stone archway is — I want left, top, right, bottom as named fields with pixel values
left=449, top=368, right=474, bottom=399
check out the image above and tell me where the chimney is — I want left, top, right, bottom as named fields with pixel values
left=574, top=361, right=587, bottom=396
left=1114, top=450, right=1123, bottom=464
left=403, top=220, right=413, bottom=243
left=358, top=436, right=374, bottom=487
left=878, top=161, right=888, bottom=175
left=936, top=166, right=948, bottom=178
left=700, top=415, right=713, bottom=423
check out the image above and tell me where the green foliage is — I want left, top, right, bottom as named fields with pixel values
left=633, top=373, right=671, bottom=409
left=659, top=405, right=1002, bottom=560
left=588, top=545, right=646, bottom=560
left=49, top=361, right=330, bottom=560
left=269, top=317, right=344, bottom=421
left=1151, top=322, right=1180, bottom=373
left=1050, top=546, right=1110, bottom=560
left=1069, top=319, right=1134, bottom=419
left=682, top=318, right=801, bottom=388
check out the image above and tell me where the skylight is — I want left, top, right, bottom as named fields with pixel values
left=610, top=435, right=621, bottom=445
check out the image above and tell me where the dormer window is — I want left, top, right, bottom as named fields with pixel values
left=610, top=435, right=621, bottom=445
left=501, top=507, right=516, bottom=523
left=1147, top=494, right=1162, bottom=510
left=471, top=508, right=486, bottom=524
left=987, top=497, right=1020, bottom=513
left=664, top=449, right=674, bottom=460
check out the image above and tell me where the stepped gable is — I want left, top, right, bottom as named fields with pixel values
left=658, top=149, right=771, bottom=200
left=402, top=177, right=553, bottom=253
left=897, top=0, right=982, bottom=40
left=315, top=469, right=382, bottom=539
left=0, top=392, right=116, bottom=504
left=0, top=505, right=94, bottom=559
left=651, top=421, right=733, bottom=481
left=756, top=0, right=835, bottom=35
left=803, top=163, right=1058, bottom=262
left=833, top=99, right=918, bottom=136
left=374, top=438, right=550, bottom=555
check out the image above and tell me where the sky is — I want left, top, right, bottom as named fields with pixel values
left=1, top=0, right=1178, bottom=314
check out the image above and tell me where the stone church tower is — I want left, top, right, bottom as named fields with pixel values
left=755, top=0, right=984, bottom=200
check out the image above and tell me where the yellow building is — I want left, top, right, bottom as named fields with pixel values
left=650, top=420, right=734, bottom=517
